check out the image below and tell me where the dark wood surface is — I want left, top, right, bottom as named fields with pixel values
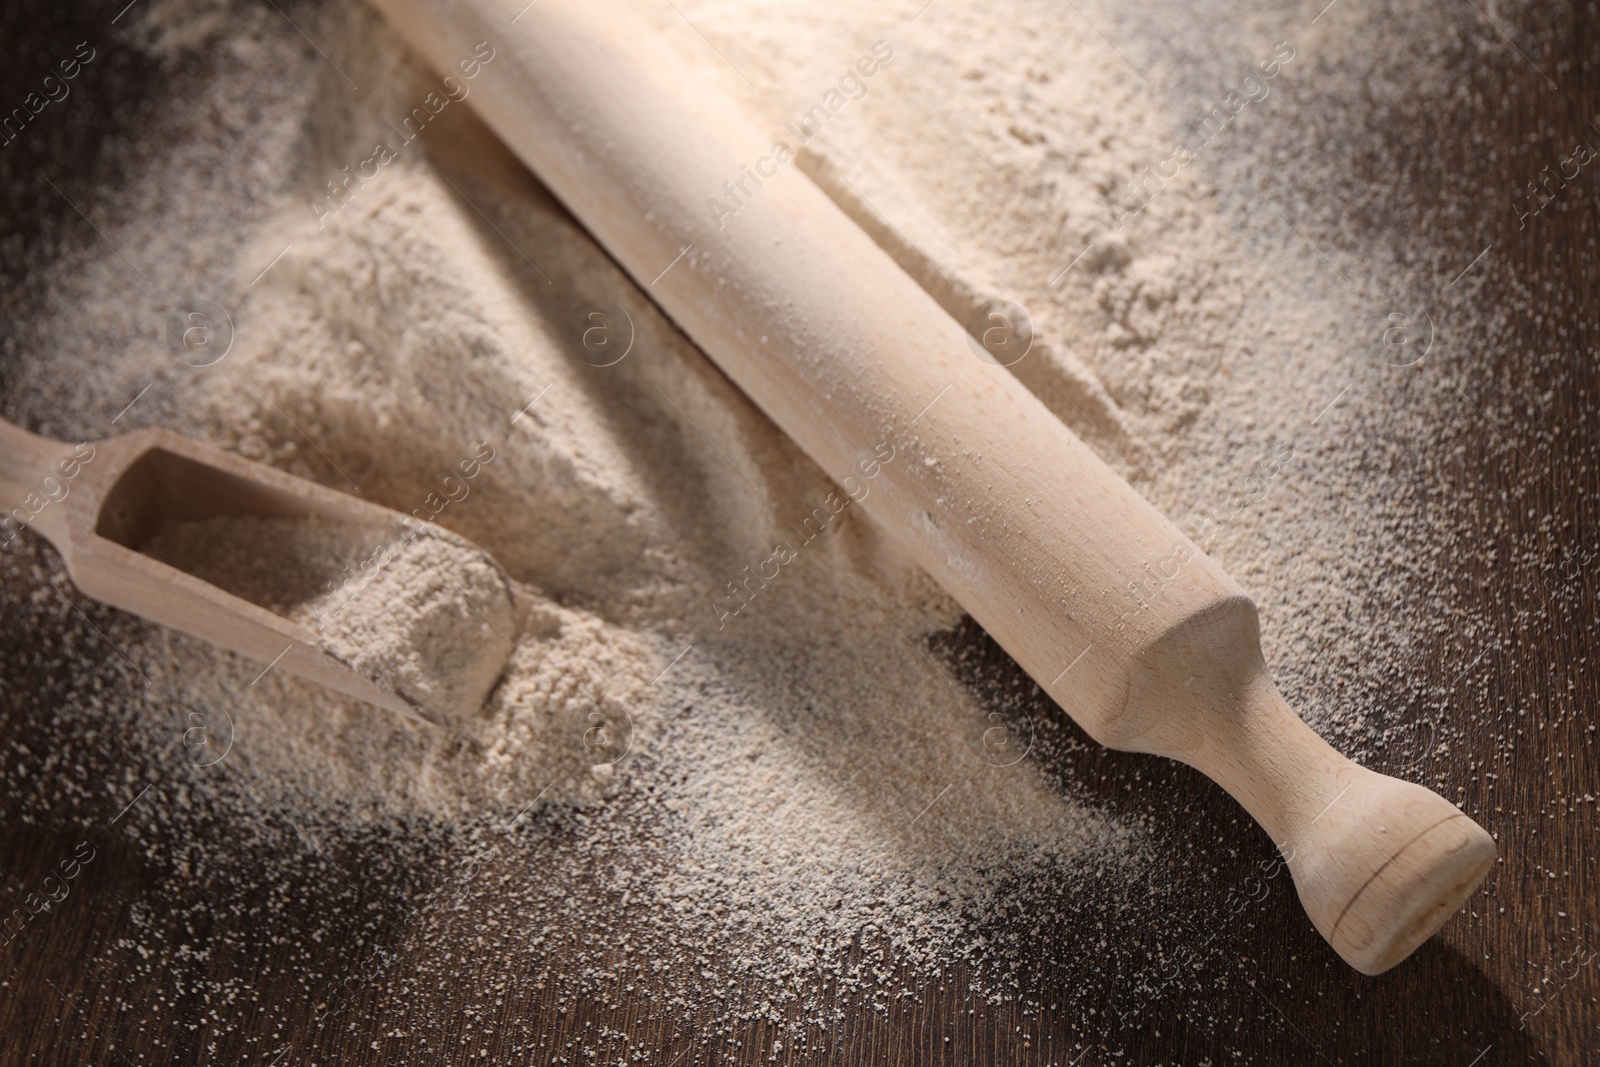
left=2, top=1, right=1597, bottom=1064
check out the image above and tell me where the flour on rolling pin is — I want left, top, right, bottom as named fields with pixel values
left=143, top=515, right=516, bottom=722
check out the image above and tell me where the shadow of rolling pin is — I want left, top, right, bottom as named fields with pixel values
left=372, top=0, right=1495, bottom=972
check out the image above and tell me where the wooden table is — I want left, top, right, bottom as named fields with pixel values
left=1, top=1, right=1595, bottom=1063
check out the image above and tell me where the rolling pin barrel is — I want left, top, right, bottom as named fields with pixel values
left=372, top=0, right=1495, bottom=972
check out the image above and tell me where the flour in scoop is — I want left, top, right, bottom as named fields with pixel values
left=143, top=514, right=517, bottom=723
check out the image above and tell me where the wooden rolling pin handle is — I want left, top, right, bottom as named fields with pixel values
left=1210, top=719, right=1495, bottom=975
left=1117, top=598, right=1495, bottom=973
left=1180, top=670, right=1493, bottom=975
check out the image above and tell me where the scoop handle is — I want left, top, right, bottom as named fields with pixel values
left=0, top=416, right=78, bottom=549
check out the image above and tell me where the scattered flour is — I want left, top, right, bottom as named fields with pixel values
left=0, top=0, right=1342, bottom=977
left=0, top=0, right=1570, bottom=1058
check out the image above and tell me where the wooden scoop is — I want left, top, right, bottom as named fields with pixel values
left=374, top=0, right=1496, bottom=972
left=0, top=415, right=509, bottom=726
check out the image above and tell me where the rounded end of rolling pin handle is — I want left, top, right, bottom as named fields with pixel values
left=1292, top=771, right=1496, bottom=975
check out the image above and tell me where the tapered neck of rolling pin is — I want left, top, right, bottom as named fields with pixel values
left=1181, top=672, right=1355, bottom=851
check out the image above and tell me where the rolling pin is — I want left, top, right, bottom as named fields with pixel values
left=371, top=0, right=1496, bottom=973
